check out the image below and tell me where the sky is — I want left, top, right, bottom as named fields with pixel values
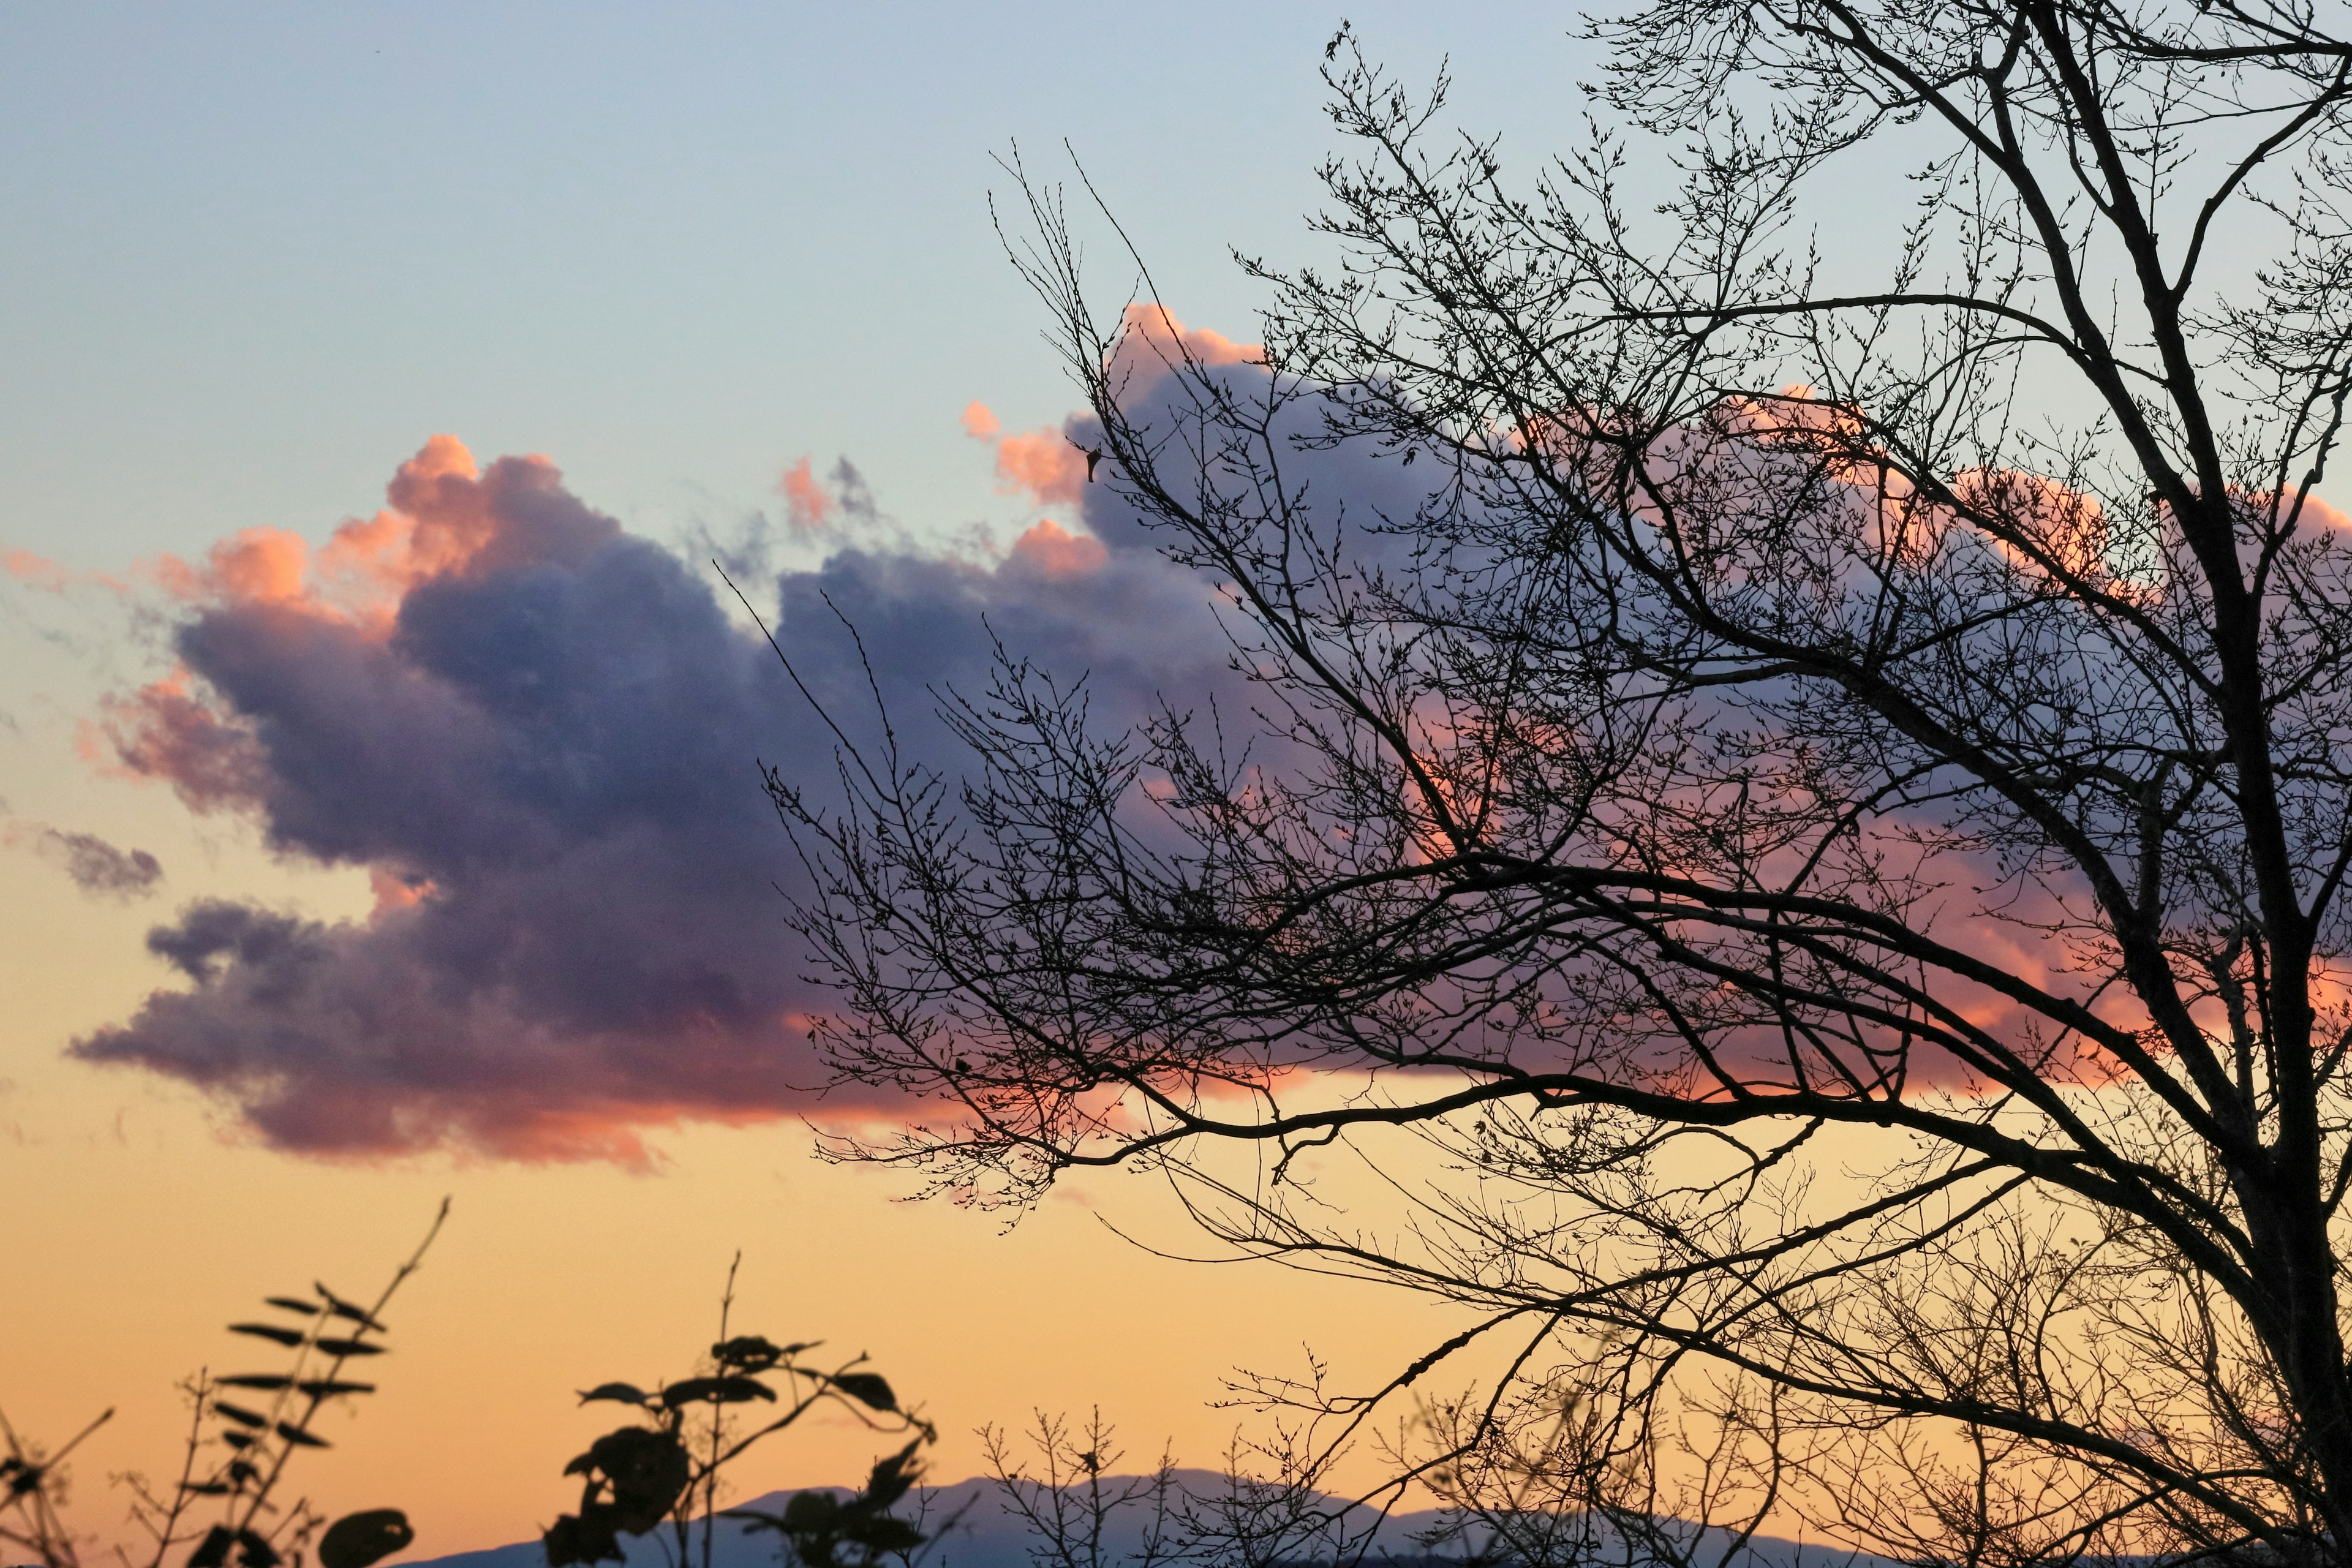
left=0, top=4, right=1619, bottom=1562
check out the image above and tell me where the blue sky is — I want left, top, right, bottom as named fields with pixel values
left=0, top=3, right=1602, bottom=565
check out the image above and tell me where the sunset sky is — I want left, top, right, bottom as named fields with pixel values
left=0, top=5, right=1609, bottom=1561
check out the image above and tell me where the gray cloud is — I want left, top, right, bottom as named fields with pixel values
left=70, top=429, right=1247, bottom=1161
left=14, top=824, right=164, bottom=900
left=67, top=328, right=1449, bottom=1163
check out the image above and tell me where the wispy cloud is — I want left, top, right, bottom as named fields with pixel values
left=8, top=823, right=164, bottom=900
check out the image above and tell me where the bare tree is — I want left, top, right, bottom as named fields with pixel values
left=775, top=2, right=2352, bottom=1561
left=1395, top=1354, right=1794, bottom=1568
left=980, top=1409, right=1182, bottom=1568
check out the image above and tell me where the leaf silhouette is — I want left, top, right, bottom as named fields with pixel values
left=660, top=1376, right=775, bottom=1408
left=720, top=1509, right=790, bottom=1534
left=828, top=1373, right=897, bottom=1413
left=575, top=1383, right=650, bottom=1408
left=861, top=1440, right=924, bottom=1512
left=319, top=1509, right=413, bottom=1568
left=216, top=1376, right=295, bottom=1390
left=213, top=1403, right=268, bottom=1428
left=189, top=1526, right=235, bottom=1568
left=850, top=1517, right=925, bottom=1556
left=315, top=1338, right=385, bottom=1357
left=228, top=1324, right=307, bottom=1348
left=274, top=1422, right=330, bottom=1448
left=728, top=1455, right=927, bottom=1568
left=572, top=1427, right=688, bottom=1533
left=712, top=1336, right=785, bottom=1369
left=298, top=1380, right=377, bottom=1398
left=315, top=1284, right=387, bottom=1331
left=234, top=1528, right=281, bottom=1568
left=264, top=1297, right=322, bottom=1316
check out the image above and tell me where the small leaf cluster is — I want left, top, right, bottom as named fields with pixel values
left=170, top=1281, right=415, bottom=1568
left=5, top=1202, right=445, bottom=1568
left=546, top=1324, right=932, bottom=1568
left=723, top=1439, right=928, bottom=1568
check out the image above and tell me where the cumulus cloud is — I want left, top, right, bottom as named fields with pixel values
left=9, top=823, right=164, bottom=900
left=963, top=401, right=1083, bottom=509
left=962, top=307, right=1261, bottom=514
left=77, top=304, right=2352, bottom=1159
left=71, top=407, right=1247, bottom=1162
left=993, top=425, right=1088, bottom=508
left=61, top=304, right=1468, bottom=1164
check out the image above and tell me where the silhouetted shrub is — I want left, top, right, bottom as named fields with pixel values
left=545, top=1257, right=937, bottom=1568
left=3, top=1201, right=448, bottom=1568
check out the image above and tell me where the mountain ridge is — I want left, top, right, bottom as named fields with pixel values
left=402, top=1471, right=1888, bottom=1568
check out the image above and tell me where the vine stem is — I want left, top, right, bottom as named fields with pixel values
left=703, top=1253, right=741, bottom=1568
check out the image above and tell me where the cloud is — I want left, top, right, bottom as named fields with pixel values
left=778, top=454, right=835, bottom=531
left=8, top=824, right=164, bottom=900
left=64, top=302, right=2109, bottom=1164
left=958, top=298, right=1267, bottom=516
left=962, top=399, right=1085, bottom=510
left=1009, top=518, right=1107, bottom=578
left=1106, top=303, right=1262, bottom=377
left=995, top=428, right=1088, bottom=508
left=71, top=424, right=1239, bottom=1163
left=66, top=306, right=1488, bottom=1164
left=6, top=549, right=70, bottom=592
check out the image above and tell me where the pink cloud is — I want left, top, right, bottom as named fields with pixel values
left=5, top=549, right=70, bottom=592
left=1009, top=518, right=1107, bottom=579
left=1108, top=303, right=1262, bottom=379
left=72, top=332, right=2182, bottom=1165
left=9, top=442, right=508, bottom=621
left=366, top=864, right=436, bottom=915
left=779, top=454, right=834, bottom=530
left=196, top=528, right=311, bottom=605
left=960, top=397, right=1090, bottom=510
left=2289, top=490, right=2352, bottom=533
left=959, top=300, right=1260, bottom=516
left=995, top=428, right=1087, bottom=508
left=136, top=436, right=552, bottom=635
left=4, top=546, right=135, bottom=596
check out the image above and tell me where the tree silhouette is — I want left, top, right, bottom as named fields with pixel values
left=782, top=4, right=2352, bottom=1562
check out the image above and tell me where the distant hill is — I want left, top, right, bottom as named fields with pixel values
left=404, top=1471, right=1894, bottom=1568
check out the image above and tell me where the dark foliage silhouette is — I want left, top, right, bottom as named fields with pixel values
left=544, top=1259, right=936, bottom=1568
left=3, top=1202, right=446, bottom=1568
